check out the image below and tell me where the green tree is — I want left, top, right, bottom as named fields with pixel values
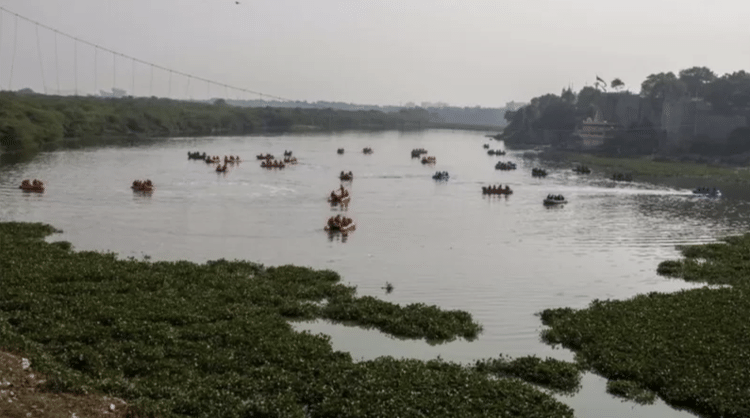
left=705, top=71, right=750, bottom=115
left=678, top=66, right=716, bottom=98
left=640, top=72, right=686, bottom=112
left=611, top=78, right=625, bottom=91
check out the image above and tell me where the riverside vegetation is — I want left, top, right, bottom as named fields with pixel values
left=0, top=92, right=436, bottom=157
left=0, top=222, right=578, bottom=417
left=540, top=234, right=750, bottom=417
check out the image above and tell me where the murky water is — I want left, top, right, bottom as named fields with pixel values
left=2, top=130, right=749, bottom=417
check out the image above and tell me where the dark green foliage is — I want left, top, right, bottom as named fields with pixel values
left=541, top=233, right=750, bottom=417
left=474, top=355, right=581, bottom=393
left=606, top=380, right=656, bottom=405
left=0, top=222, right=573, bottom=417
left=0, top=93, right=433, bottom=155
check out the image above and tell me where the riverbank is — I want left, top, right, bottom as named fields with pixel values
left=541, top=234, right=750, bottom=417
left=531, top=150, right=750, bottom=182
left=0, top=222, right=577, bottom=417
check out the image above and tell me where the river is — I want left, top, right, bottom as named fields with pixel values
left=2, top=129, right=749, bottom=417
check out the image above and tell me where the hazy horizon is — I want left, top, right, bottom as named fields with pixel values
left=0, top=0, right=747, bottom=108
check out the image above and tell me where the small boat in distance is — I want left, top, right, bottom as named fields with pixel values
left=543, top=194, right=566, bottom=205
left=692, top=187, right=721, bottom=198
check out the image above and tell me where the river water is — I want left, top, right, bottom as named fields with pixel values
left=2, top=129, right=749, bottom=417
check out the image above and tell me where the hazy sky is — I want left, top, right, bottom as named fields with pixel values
left=0, top=0, right=748, bottom=107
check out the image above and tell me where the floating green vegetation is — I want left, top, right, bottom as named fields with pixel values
left=606, top=380, right=656, bottom=405
left=0, top=222, right=574, bottom=417
left=539, top=150, right=750, bottom=182
left=540, top=234, right=750, bottom=418
left=473, top=355, right=581, bottom=393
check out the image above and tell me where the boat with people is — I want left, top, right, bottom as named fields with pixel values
left=325, top=215, right=356, bottom=234
left=572, top=164, right=591, bottom=174
left=611, top=173, right=632, bottom=182
left=532, top=168, right=548, bottom=177
left=495, top=161, right=517, bottom=170
left=483, top=144, right=490, bottom=149
left=188, top=151, right=207, bottom=160
left=328, top=186, right=351, bottom=207
left=256, top=153, right=274, bottom=160
left=283, top=157, right=298, bottom=164
left=19, top=179, right=45, bottom=192
left=363, top=147, right=373, bottom=154
left=482, top=185, right=512, bottom=195
left=432, top=171, right=449, bottom=181
left=337, top=148, right=345, bottom=155
left=260, top=160, right=285, bottom=169
left=284, top=150, right=293, bottom=157
left=216, top=164, right=228, bottom=172
left=131, top=179, right=154, bottom=192
left=411, top=148, right=428, bottom=158
left=339, top=171, right=353, bottom=181
left=205, top=155, right=221, bottom=164
left=692, top=187, right=722, bottom=198
left=223, top=155, right=242, bottom=164
left=543, top=194, right=566, bottom=205
left=421, top=156, right=437, bottom=164
left=487, top=149, right=506, bottom=156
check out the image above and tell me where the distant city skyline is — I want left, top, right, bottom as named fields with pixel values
left=0, top=0, right=747, bottom=108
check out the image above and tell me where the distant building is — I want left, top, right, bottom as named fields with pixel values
left=574, top=109, right=618, bottom=149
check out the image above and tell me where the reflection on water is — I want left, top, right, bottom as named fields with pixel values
left=2, top=130, right=745, bottom=418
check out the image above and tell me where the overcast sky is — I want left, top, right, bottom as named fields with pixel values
left=0, top=0, right=748, bottom=107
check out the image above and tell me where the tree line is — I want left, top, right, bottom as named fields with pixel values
left=0, top=92, right=434, bottom=154
left=501, top=67, right=750, bottom=155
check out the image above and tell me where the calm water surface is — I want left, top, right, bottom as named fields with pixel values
left=3, top=130, right=749, bottom=417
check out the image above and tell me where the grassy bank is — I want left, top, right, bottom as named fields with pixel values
left=0, top=93, right=442, bottom=157
left=540, top=234, right=750, bottom=417
left=0, top=222, right=576, bottom=417
left=534, top=150, right=750, bottom=182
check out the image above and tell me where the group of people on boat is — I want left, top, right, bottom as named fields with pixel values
left=340, top=171, right=353, bottom=180
left=19, top=179, right=45, bottom=192
left=546, top=194, right=565, bottom=201
left=283, top=156, right=298, bottom=164
left=216, top=164, right=229, bottom=172
left=326, top=215, right=354, bottom=231
left=573, top=165, right=591, bottom=174
left=284, top=150, right=293, bottom=157
left=611, top=173, right=632, bottom=181
left=256, top=153, right=274, bottom=160
left=363, top=147, right=373, bottom=154
left=223, top=155, right=241, bottom=163
left=204, top=155, right=222, bottom=164
left=131, top=179, right=154, bottom=192
left=329, top=186, right=350, bottom=203
left=337, top=148, right=345, bottom=154
left=421, top=156, right=437, bottom=164
left=261, top=160, right=286, bottom=168
left=188, top=151, right=207, bottom=160
left=483, top=144, right=490, bottom=149
left=411, top=148, right=428, bottom=158
left=495, top=161, right=517, bottom=170
left=482, top=185, right=512, bottom=195
left=487, top=149, right=506, bottom=156
left=532, top=168, right=548, bottom=177
left=693, top=187, right=721, bottom=197
left=432, top=171, right=449, bottom=180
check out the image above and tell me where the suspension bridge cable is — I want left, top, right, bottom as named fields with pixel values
left=0, top=5, right=313, bottom=104
left=0, top=11, right=4, bottom=89
left=131, top=58, right=135, bottom=97
left=8, top=14, right=18, bottom=90
left=113, top=51, right=116, bottom=92
left=149, top=64, right=153, bottom=96
left=54, top=31, right=60, bottom=94
left=94, top=47, right=98, bottom=94
left=35, top=24, right=47, bottom=94
left=74, top=40, right=78, bottom=95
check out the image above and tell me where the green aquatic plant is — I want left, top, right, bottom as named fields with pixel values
left=0, top=222, right=573, bottom=417
left=606, top=380, right=656, bottom=405
left=539, top=234, right=750, bottom=417
left=474, top=355, right=582, bottom=393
